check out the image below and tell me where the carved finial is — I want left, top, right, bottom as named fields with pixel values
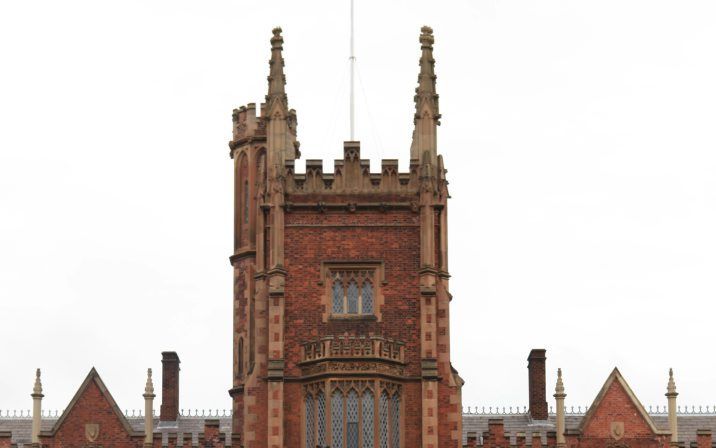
left=144, top=368, right=155, bottom=397
left=420, top=26, right=434, bottom=47
left=32, top=368, right=42, bottom=396
left=554, top=368, right=566, bottom=398
left=267, top=26, right=287, bottom=106
left=667, top=368, right=677, bottom=396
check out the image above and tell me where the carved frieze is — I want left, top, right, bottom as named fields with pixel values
left=301, top=360, right=405, bottom=378
left=301, top=335, right=404, bottom=364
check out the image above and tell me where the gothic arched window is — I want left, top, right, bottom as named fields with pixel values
left=237, top=337, right=244, bottom=376
left=333, top=280, right=344, bottom=314
left=362, top=280, right=373, bottom=314
left=306, top=394, right=315, bottom=448
left=317, top=391, right=326, bottom=447
left=304, top=381, right=401, bottom=448
left=362, top=389, right=374, bottom=448
left=243, top=180, right=249, bottom=224
left=379, top=391, right=389, bottom=448
left=332, top=390, right=344, bottom=448
left=236, top=154, right=249, bottom=248
left=347, top=390, right=359, bottom=448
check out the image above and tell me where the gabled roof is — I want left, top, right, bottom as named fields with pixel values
left=40, top=367, right=142, bottom=438
left=578, top=367, right=669, bottom=435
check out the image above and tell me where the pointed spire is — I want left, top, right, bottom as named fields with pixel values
left=264, top=26, right=297, bottom=165
left=416, top=26, right=439, bottom=115
left=266, top=26, right=288, bottom=116
left=411, top=26, right=440, bottom=163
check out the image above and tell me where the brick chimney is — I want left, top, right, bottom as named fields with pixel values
left=160, top=351, right=180, bottom=421
left=528, top=349, right=548, bottom=420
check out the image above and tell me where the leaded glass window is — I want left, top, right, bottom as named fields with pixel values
left=317, top=391, right=326, bottom=447
left=362, top=390, right=374, bottom=448
left=332, top=390, right=344, bottom=448
left=333, top=281, right=344, bottom=314
left=379, top=391, right=389, bottom=448
left=306, top=395, right=315, bottom=448
left=305, top=384, right=326, bottom=448
left=329, top=270, right=376, bottom=316
left=390, top=394, right=400, bottom=448
left=347, top=280, right=359, bottom=314
left=362, top=281, right=373, bottom=314
left=305, top=381, right=399, bottom=448
left=347, top=390, right=359, bottom=448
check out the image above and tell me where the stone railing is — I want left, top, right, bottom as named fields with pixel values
left=461, top=405, right=716, bottom=416
left=301, top=335, right=405, bottom=364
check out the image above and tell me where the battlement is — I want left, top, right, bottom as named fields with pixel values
left=230, top=103, right=266, bottom=144
left=285, top=141, right=419, bottom=196
left=229, top=103, right=298, bottom=157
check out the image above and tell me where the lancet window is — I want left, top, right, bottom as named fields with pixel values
left=304, top=381, right=401, bottom=448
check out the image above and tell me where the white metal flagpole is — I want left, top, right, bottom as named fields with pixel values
left=349, top=0, right=356, bottom=140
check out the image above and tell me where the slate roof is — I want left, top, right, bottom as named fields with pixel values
left=2, top=414, right=715, bottom=447
left=462, top=414, right=716, bottom=445
left=0, top=417, right=233, bottom=446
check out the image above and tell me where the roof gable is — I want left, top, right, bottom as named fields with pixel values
left=579, top=367, right=668, bottom=437
left=41, top=367, right=141, bottom=439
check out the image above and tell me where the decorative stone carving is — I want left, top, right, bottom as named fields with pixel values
left=301, top=360, right=405, bottom=378
left=301, top=335, right=405, bottom=364
left=85, top=423, right=100, bottom=442
left=611, top=421, right=625, bottom=440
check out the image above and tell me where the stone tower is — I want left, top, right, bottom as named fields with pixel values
left=228, top=26, right=463, bottom=448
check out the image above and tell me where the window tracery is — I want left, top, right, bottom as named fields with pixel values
left=320, top=262, right=385, bottom=322
left=304, top=380, right=401, bottom=448
left=330, top=270, right=375, bottom=316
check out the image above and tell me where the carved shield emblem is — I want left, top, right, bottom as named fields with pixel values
left=85, top=423, right=100, bottom=442
left=611, top=421, right=625, bottom=440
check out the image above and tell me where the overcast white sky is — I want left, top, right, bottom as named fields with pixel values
left=1, top=0, right=715, bottom=415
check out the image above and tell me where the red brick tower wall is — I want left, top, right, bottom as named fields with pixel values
left=228, top=26, right=461, bottom=448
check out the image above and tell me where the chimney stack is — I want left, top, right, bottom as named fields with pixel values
left=528, top=349, right=548, bottom=420
left=160, top=351, right=180, bottom=422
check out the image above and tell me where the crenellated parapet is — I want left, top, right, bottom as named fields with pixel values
left=229, top=102, right=298, bottom=159
left=284, top=141, right=419, bottom=196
